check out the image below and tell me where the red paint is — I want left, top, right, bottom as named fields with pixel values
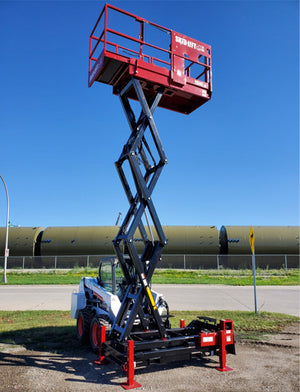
left=88, top=3, right=212, bottom=114
left=216, top=320, right=233, bottom=372
left=77, top=315, right=83, bottom=337
left=121, top=340, right=141, bottom=390
left=199, top=331, right=217, bottom=347
left=94, top=325, right=109, bottom=365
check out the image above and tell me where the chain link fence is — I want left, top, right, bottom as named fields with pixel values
left=0, top=254, right=299, bottom=270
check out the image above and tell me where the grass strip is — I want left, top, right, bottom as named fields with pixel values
left=0, top=310, right=298, bottom=352
left=170, top=310, right=299, bottom=340
left=153, top=268, right=299, bottom=285
left=0, top=268, right=299, bottom=285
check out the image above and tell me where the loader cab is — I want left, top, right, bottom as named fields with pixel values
left=97, top=257, right=126, bottom=299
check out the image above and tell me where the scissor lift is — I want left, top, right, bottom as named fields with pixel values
left=89, top=4, right=234, bottom=388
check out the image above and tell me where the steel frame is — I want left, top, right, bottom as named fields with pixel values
left=111, top=77, right=168, bottom=342
left=101, top=78, right=235, bottom=373
left=89, top=6, right=235, bottom=383
left=103, top=317, right=235, bottom=369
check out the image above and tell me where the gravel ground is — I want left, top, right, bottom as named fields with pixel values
left=0, top=324, right=299, bottom=392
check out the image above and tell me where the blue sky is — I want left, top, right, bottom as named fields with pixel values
left=0, top=0, right=299, bottom=229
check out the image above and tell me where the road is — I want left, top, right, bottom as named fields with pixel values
left=0, top=284, right=299, bottom=316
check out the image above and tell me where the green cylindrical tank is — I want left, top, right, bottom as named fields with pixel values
left=40, top=225, right=219, bottom=255
left=2, top=225, right=299, bottom=258
left=220, top=226, right=300, bottom=254
left=0, top=227, right=44, bottom=256
left=162, top=226, right=219, bottom=254
left=40, top=226, right=119, bottom=256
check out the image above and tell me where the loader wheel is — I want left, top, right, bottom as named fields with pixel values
left=89, top=316, right=111, bottom=353
left=77, top=310, right=90, bottom=344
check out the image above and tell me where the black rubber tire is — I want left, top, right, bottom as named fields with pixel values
left=89, top=316, right=111, bottom=353
left=76, top=309, right=90, bottom=344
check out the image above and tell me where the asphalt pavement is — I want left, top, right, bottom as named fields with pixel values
left=0, top=284, right=299, bottom=316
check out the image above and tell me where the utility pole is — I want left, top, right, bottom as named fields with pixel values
left=0, top=175, right=9, bottom=284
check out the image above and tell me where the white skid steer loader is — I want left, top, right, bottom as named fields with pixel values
left=71, top=257, right=169, bottom=351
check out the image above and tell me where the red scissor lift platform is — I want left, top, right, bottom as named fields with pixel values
left=89, top=4, right=234, bottom=389
left=88, top=3, right=212, bottom=114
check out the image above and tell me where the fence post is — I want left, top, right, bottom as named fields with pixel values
left=23, top=256, right=25, bottom=270
left=217, top=255, right=219, bottom=274
left=284, top=255, right=288, bottom=272
left=87, top=255, right=90, bottom=268
left=54, top=256, right=57, bottom=270
left=183, top=254, right=186, bottom=270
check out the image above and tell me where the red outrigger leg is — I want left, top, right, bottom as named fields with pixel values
left=216, top=320, right=234, bottom=372
left=94, top=325, right=109, bottom=365
left=121, top=340, right=141, bottom=390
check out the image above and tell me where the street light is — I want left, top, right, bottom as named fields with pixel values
left=0, top=175, right=9, bottom=284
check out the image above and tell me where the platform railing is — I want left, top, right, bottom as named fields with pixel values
left=89, top=4, right=172, bottom=74
left=88, top=3, right=211, bottom=88
left=1, top=254, right=299, bottom=270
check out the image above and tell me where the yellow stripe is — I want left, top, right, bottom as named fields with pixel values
left=146, top=286, right=157, bottom=310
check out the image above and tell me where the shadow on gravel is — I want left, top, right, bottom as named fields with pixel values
left=0, top=326, right=219, bottom=387
left=0, top=349, right=218, bottom=388
left=0, top=349, right=122, bottom=387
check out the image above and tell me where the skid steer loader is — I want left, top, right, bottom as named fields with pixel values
left=71, top=257, right=170, bottom=352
